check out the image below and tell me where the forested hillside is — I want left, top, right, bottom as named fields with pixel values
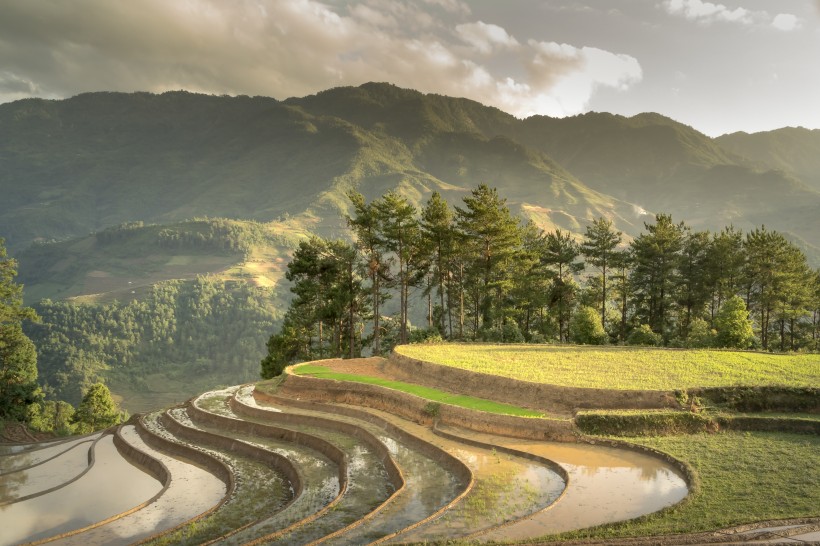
left=3, top=82, right=820, bottom=411
left=26, top=277, right=278, bottom=411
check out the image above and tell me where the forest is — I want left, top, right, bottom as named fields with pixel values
left=262, top=185, right=820, bottom=377
left=27, top=277, right=278, bottom=406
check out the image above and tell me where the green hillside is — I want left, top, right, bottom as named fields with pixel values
left=4, top=83, right=820, bottom=260
left=16, top=217, right=306, bottom=304
left=717, top=127, right=820, bottom=192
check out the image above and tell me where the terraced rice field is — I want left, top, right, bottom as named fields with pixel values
left=2, top=353, right=817, bottom=545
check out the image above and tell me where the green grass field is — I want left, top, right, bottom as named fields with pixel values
left=550, top=431, right=820, bottom=541
left=292, top=364, right=550, bottom=418
left=397, top=344, right=820, bottom=390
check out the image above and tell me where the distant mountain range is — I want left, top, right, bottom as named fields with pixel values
left=3, top=82, right=819, bottom=271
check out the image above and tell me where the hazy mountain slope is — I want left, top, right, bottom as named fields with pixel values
left=502, top=111, right=820, bottom=256
left=716, top=127, right=820, bottom=192
left=0, top=92, right=363, bottom=250
left=3, top=83, right=820, bottom=263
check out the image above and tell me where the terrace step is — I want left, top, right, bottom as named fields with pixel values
left=190, top=389, right=406, bottom=545
left=234, top=386, right=463, bottom=544
left=158, top=407, right=313, bottom=544
left=250, top=389, right=567, bottom=543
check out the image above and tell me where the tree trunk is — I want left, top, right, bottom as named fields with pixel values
left=373, top=272, right=380, bottom=356
left=601, top=266, right=607, bottom=330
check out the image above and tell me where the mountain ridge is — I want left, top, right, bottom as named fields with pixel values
left=2, top=82, right=819, bottom=266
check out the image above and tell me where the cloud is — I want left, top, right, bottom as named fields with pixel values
left=455, top=21, right=519, bottom=54
left=0, top=0, right=642, bottom=119
left=772, top=13, right=799, bottom=31
left=663, top=0, right=800, bottom=29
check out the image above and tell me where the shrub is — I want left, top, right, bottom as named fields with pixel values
left=715, top=296, right=754, bottom=349
left=576, top=411, right=717, bottom=436
left=686, top=318, right=715, bottom=348
left=409, top=328, right=444, bottom=344
left=570, top=306, right=608, bottom=345
left=627, top=324, right=662, bottom=346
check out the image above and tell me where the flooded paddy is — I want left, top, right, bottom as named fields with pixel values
left=183, top=398, right=403, bottom=545
left=0, top=434, right=162, bottom=546
left=395, top=444, right=562, bottom=543
left=162, top=407, right=336, bottom=545
left=0, top=436, right=96, bottom=474
left=444, top=426, right=689, bottom=541
left=245, top=396, right=467, bottom=543
left=250, top=396, right=563, bottom=543
left=0, top=440, right=91, bottom=503
left=46, top=425, right=228, bottom=546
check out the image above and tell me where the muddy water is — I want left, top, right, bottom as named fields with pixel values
left=164, top=407, right=339, bottom=545
left=441, top=427, right=688, bottom=541
left=0, top=436, right=96, bottom=474
left=249, top=397, right=564, bottom=543
left=396, top=446, right=563, bottom=543
left=48, top=425, right=228, bottom=546
left=245, top=398, right=465, bottom=544
left=0, top=435, right=162, bottom=546
left=1, top=440, right=91, bottom=503
left=189, top=394, right=403, bottom=545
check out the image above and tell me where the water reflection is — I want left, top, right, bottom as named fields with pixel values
left=475, top=435, right=689, bottom=541
left=1, top=441, right=91, bottom=503
left=0, top=435, right=162, bottom=546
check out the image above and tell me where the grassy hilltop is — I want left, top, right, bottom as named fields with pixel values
left=397, top=344, right=820, bottom=390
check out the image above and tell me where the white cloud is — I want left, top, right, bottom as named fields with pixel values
left=0, top=0, right=643, bottom=120
left=663, top=0, right=800, bottom=29
left=455, top=21, right=519, bottom=54
left=772, top=13, right=799, bottom=31
left=664, top=0, right=751, bottom=24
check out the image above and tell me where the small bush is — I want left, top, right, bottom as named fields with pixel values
left=685, top=318, right=715, bottom=348
left=627, top=324, right=662, bottom=346
left=409, top=328, right=444, bottom=344
left=570, top=306, right=608, bottom=345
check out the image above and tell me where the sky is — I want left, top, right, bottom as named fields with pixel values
left=0, top=0, right=818, bottom=137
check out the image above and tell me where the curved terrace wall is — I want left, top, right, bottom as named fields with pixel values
left=229, top=393, right=404, bottom=492
left=388, top=349, right=680, bottom=414
left=279, top=366, right=576, bottom=441
left=251, top=389, right=477, bottom=543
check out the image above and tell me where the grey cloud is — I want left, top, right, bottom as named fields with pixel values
left=0, top=0, right=642, bottom=118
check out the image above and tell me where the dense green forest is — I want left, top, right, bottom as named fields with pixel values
left=25, top=277, right=278, bottom=407
left=263, top=186, right=820, bottom=377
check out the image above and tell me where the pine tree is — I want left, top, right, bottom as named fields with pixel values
left=1, top=238, right=41, bottom=422
left=629, top=214, right=686, bottom=344
left=542, top=229, right=583, bottom=342
left=677, top=230, right=712, bottom=337
left=347, top=191, right=389, bottom=354
left=420, top=192, right=454, bottom=337
left=580, top=217, right=622, bottom=330
left=455, top=185, right=521, bottom=334
left=376, top=191, right=422, bottom=345
left=73, top=382, right=122, bottom=433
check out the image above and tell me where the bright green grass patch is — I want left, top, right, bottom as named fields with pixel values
left=292, top=364, right=550, bottom=419
left=545, top=431, right=820, bottom=541
left=397, top=344, right=820, bottom=390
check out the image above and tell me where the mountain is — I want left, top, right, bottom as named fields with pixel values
left=4, top=83, right=819, bottom=264
left=716, top=127, right=820, bottom=193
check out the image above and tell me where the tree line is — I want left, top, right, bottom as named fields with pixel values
left=262, top=185, right=819, bottom=377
